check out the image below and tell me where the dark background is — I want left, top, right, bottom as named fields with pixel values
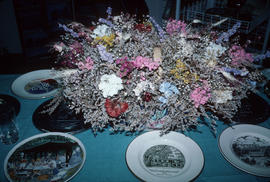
left=0, top=0, right=149, bottom=74
left=0, top=0, right=270, bottom=74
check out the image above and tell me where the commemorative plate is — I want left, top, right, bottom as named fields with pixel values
left=126, top=131, right=204, bottom=182
left=218, top=124, right=270, bottom=177
left=4, top=132, right=86, bottom=182
left=11, top=69, right=60, bottom=99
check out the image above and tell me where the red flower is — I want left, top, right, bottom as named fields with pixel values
left=135, top=24, right=152, bottom=32
left=89, top=26, right=96, bottom=31
left=105, top=99, right=128, bottom=118
left=142, top=92, right=152, bottom=102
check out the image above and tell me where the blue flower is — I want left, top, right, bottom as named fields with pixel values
left=159, top=82, right=179, bottom=104
left=158, top=96, right=167, bottom=104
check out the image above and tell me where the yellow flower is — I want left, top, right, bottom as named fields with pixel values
left=170, top=59, right=199, bottom=84
left=94, top=34, right=115, bottom=48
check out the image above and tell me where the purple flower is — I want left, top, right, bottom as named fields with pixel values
left=106, top=7, right=112, bottom=16
left=222, top=67, right=248, bottom=76
left=253, top=51, right=270, bottom=62
left=58, top=23, right=79, bottom=38
left=149, top=17, right=167, bottom=41
left=97, top=45, right=114, bottom=63
left=216, top=22, right=241, bottom=44
left=99, top=18, right=114, bottom=28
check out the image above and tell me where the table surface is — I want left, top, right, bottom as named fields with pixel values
left=1, top=74, right=270, bottom=182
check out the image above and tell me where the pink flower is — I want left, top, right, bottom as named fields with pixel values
left=115, top=57, right=134, bottom=77
left=78, top=57, right=94, bottom=70
left=53, top=42, right=65, bottom=52
left=190, top=80, right=211, bottom=108
left=229, top=45, right=253, bottom=66
left=140, top=72, right=146, bottom=81
left=132, top=56, right=159, bottom=71
left=166, top=19, right=187, bottom=35
left=70, top=41, right=83, bottom=54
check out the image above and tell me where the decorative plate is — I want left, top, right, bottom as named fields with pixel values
left=126, top=131, right=204, bottom=182
left=0, top=94, right=20, bottom=115
left=218, top=124, right=270, bottom=177
left=32, top=99, right=89, bottom=134
left=4, top=132, right=86, bottom=182
left=11, top=70, right=60, bottom=99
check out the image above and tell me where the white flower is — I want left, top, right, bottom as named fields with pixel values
left=213, top=90, right=233, bottom=104
left=133, top=81, right=155, bottom=96
left=205, top=42, right=226, bottom=58
left=91, top=24, right=112, bottom=38
left=98, top=74, right=123, bottom=98
left=116, top=31, right=131, bottom=43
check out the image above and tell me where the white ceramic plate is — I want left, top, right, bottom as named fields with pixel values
left=4, top=132, right=86, bottom=182
left=126, top=131, right=204, bottom=182
left=218, top=124, right=270, bottom=177
left=11, top=69, right=59, bottom=99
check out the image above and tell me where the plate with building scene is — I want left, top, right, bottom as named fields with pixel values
left=11, top=69, right=60, bottom=99
left=126, top=131, right=204, bottom=182
left=4, top=132, right=86, bottom=182
left=218, top=124, right=270, bottom=177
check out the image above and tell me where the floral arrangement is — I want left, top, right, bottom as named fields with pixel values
left=47, top=7, right=269, bottom=134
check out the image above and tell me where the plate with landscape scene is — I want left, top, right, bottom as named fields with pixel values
left=126, top=131, right=204, bottom=182
left=4, top=132, right=86, bottom=182
left=218, top=124, right=270, bottom=177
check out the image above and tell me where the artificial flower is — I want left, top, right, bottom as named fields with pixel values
left=105, top=98, right=128, bottom=118
left=159, top=82, right=179, bottom=104
left=53, top=42, right=65, bottom=52
left=205, top=42, right=226, bottom=59
left=91, top=24, right=112, bottom=38
left=97, top=45, right=114, bottom=63
left=141, top=92, right=152, bottom=102
left=133, top=81, right=155, bottom=97
left=98, top=74, right=123, bottom=98
left=190, top=80, right=211, bottom=108
left=47, top=6, right=265, bottom=134
left=213, top=90, right=233, bottom=104
left=77, top=57, right=94, bottom=70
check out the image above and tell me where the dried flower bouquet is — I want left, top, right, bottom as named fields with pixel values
left=47, top=7, right=269, bottom=134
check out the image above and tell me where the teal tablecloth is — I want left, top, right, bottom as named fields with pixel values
left=1, top=74, right=270, bottom=182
